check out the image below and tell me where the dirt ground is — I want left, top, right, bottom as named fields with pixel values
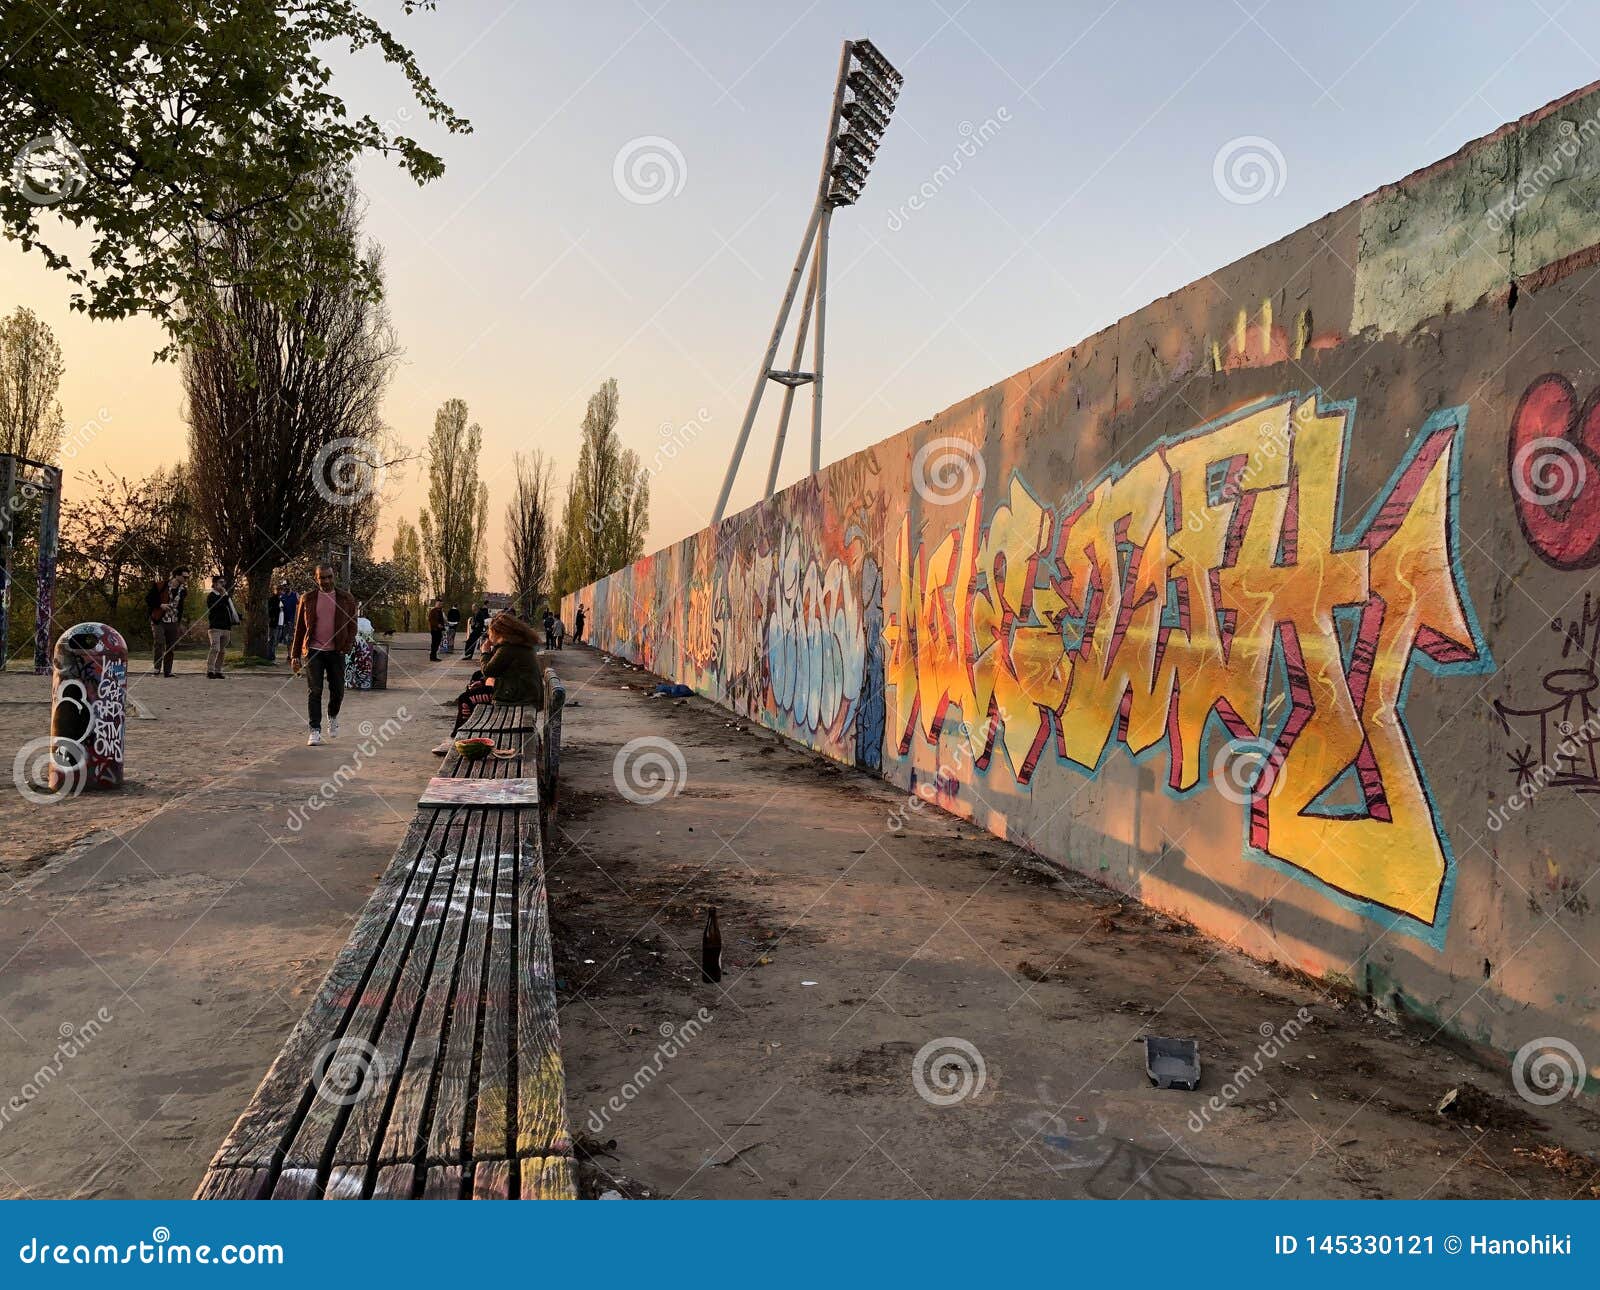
left=547, top=648, right=1600, bottom=1200
left=2, top=637, right=1599, bottom=1199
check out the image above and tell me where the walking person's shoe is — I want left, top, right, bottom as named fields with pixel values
left=307, top=728, right=322, bottom=746
left=328, top=718, right=340, bottom=739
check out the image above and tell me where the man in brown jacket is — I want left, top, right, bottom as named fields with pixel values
left=427, top=598, right=445, bottom=662
left=290, top=564, right=359, bottom=746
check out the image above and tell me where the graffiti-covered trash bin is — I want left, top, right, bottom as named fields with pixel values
left=346, top=635, right=374, bottom=690
left=50, top=622, right=128, bottom=792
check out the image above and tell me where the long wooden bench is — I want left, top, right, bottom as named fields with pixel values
left=195, top=687, right=574, bottom=1200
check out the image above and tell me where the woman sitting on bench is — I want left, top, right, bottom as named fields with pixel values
left=480, top=612, right=545, bottom=707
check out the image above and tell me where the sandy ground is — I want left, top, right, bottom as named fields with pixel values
left=547, top=648, right=1600, bottom=1200
left=0, top=634, right=473, bottom=1198
left=2, top=637, right=1599, bottom=1199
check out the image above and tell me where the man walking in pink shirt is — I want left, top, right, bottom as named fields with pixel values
left=290, top=564, right=358, bottom=746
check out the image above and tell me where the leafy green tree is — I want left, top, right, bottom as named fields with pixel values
left=553, top=379, right=649, bottom=599
left=419, top=398, right=488, bottom=609
left=0, top=1, right=469, bottom=357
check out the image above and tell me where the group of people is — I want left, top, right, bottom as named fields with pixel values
left=143, top=564, right=365, bottom=746
left=537, top=604, right=586, bottom=650
left=145, top=567, right=249, bottom=680
left=140, top=563, right=591, bottom=749
left=425, top=599, right=586, bottom=660
left=143, top=570, right=346, bottom=681
left=425, top=600, right=487, bottom=662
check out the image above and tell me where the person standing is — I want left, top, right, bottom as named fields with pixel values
left=145, top=572, right=171, bottom=674
left=291, top=564, right=358, bottom=746
left=541, top=608, right=556, bottom=650
left=462, top=601, right=490, bottom=660
left=444, top=604, right=462, bottom=655
left=574, top=604, right=586, bottom=644
left=552, top=614, right=565, bottom=650
left=265, top=587, right=282, bottom=663
left=145, top=566, right=189, bottom=677
left=427, top=598, right=446, bottom=661
left=205, top=574, right=240, bottom=678
left=267, top=582, right=297, bottom=663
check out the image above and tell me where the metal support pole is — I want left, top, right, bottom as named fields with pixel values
left=763, top=240, right=822, bottom=497
left=810, top=204, right=833, bottom=476
left=712, top=40, right=854, bottom=526
left=711, top=201, right=822, bottom=525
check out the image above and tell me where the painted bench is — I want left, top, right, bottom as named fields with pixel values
left=195, top=683, right=574, bottom=1200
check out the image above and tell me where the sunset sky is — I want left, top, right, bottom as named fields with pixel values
left=11, top=0, right=1600, bottom=587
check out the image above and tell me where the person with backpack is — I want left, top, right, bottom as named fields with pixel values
left=541, top=608, right=556, bottom=650
left=205, top=574, right=241, bottom=678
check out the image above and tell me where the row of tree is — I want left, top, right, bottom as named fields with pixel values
left=6, top=185, right=652, bottom=658
left=402, top=376, right=652, bottom=632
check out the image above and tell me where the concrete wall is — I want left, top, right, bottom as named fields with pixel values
left=568, top=82, right=1600, bottom=1074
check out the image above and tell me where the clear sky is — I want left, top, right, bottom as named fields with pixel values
left=11, top=0, right=1600, bottom=587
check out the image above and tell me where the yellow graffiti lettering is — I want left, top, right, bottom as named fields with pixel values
left=884, top=395, right=1483, bottom=929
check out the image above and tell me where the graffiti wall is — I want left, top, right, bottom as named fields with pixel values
left=571, top=81, right=1600, bottom=1070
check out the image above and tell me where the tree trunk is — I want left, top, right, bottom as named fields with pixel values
left=242, top=570, right=274, bottom=659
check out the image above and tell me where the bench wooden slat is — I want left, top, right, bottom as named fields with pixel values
left=422, top=1165, right=463, bottom=1199
left=370, top=1164, right=415, bottom=1199
left=322, top=1166, right=365, bottom=1199
left=422, top=813, right=508, bottom=1165
left=471, top=811, right=517, bottom=1160
left=370, top=819, right=491, bottom=1166
left=193, top=1167, right=272, bottom=1199
left=203, top=811, right=448, bottom=1171
left=333, top=810, right=490, bottom=1168
left=282, top=809, right=487, bottom=1171
left=471, top=1160, right=512, bottom=1199
left=457, top=703, right=538, bottom=737
left=272, top=1168, right=319, bottom=1199
left=515, top=869, right=570, bottom=1158
left=520, top=1155, right=577, bottom=1200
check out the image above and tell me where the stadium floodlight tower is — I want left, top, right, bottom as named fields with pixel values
left=710, top=38, right=902, bottom=525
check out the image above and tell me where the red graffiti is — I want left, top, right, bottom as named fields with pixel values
left=1508, top=373, right=1600, bottom=570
